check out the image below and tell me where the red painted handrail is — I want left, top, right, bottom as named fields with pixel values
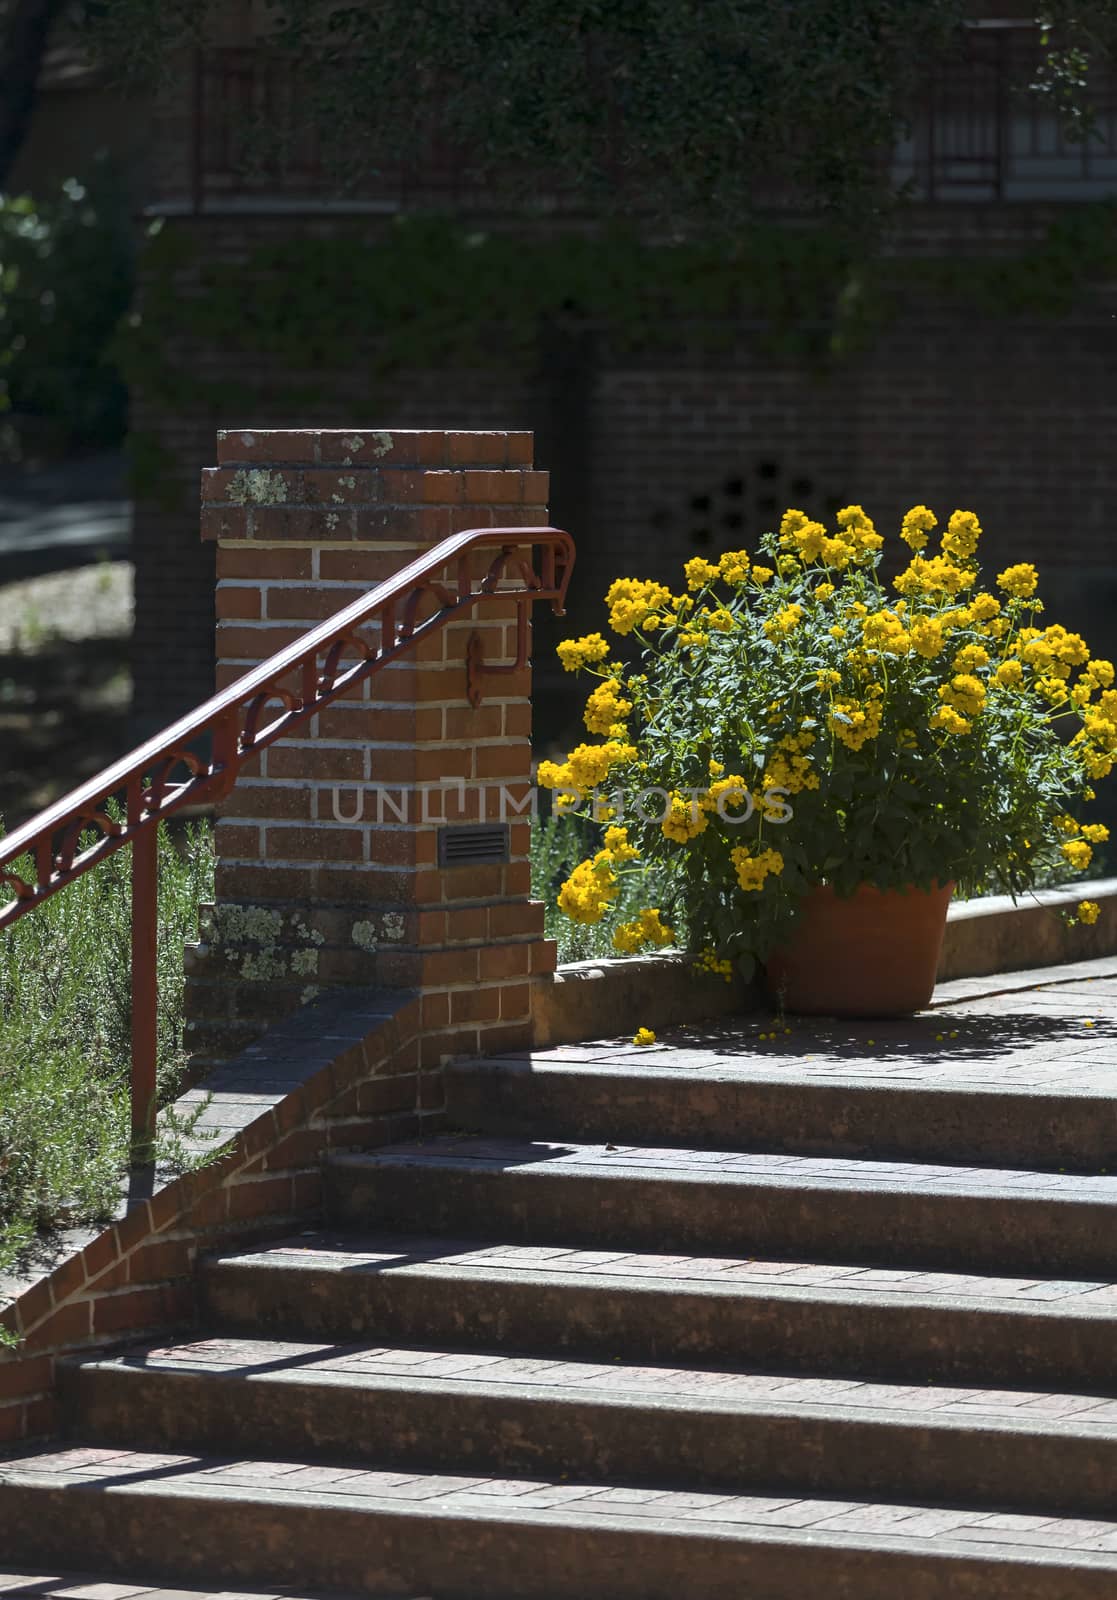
left=0, top=527, right=575, bottom=1157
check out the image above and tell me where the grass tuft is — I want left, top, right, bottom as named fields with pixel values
left=0, top=817, right=214, bottom=1277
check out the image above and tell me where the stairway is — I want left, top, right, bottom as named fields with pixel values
left=4, top=1036, right=1117, bottom=1598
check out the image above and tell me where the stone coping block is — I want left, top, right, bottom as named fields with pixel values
left=533, top=878, right=1117, bottom=1047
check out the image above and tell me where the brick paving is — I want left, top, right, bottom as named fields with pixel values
left=497, top=960, right=1117, bottom=1094
left=228, top=1232, right=1117, bottom=1311
left=373, top=1136, right=1117, bottom=1195
left=8, top=1448, right=1117, bottom=1557
left=106, top=1334, right=1117, bottom=1427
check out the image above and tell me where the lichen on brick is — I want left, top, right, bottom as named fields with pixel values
left=343, top=435, right=365, bottom=452
left=240, top=949, right=287, bottom=982
left=382, top=912, right=405, bottom=942
left=370, top=432, right=393, bottom=457
left=215, top=905, right=283, bottom=943
left=352, top=920, right=378, bottom=952
left=227, top=468, right=288, bottom=505
left=291, top=948, right=319, bottom=977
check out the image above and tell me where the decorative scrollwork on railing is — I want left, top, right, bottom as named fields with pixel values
left=0, top=526, right=573, bottom=932
left=0, top=524, right=574, bottom=1152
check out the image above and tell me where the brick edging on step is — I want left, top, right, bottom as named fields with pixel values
left=0, top=987, right=425, bottom=1445
left=530, top=878, right=1117, bottom=1047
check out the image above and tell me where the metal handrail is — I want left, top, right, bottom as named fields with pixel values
left=0, top=526, right=575, bottom=1157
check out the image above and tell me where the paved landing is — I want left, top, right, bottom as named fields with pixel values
left=508, top=957, right=1117, bottom=1093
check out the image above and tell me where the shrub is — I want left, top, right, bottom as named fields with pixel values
left=0, top=818, right=213, bottom=1273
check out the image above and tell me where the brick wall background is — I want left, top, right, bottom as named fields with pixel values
left=131, top=209, right=1117, bottom=804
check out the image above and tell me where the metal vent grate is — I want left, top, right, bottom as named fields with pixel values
left=438, top=823, right=510, bottom=867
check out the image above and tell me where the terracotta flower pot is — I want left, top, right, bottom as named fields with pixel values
left=764, top=880, right=955, bottom=1017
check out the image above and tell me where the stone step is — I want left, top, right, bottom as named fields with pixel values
left=0, top=1576, right=383, bottom=1600
left=60, top=1334, right=1117, bottom=1518
left=3, top=1444, right=1117, bottom=1599
left=447, top=1057, right=1117, bottom=1171
left=325, top=1139, right=1117, bottom=1277
left=199, top=1233, right=1117, bottom=1392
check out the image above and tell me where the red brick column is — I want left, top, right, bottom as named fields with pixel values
left=184, top=428, right=557, bottom=1068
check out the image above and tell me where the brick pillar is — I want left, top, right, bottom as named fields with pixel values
left=184, top=428, right=557, bottom=1068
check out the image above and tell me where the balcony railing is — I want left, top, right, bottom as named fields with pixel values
left=187, top=27, right=1117, bottom=215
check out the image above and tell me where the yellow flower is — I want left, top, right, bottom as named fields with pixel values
left=557, top=855, right=618, bottom=924
left=761, top=734, right=819, bottom=795
left=894, top=555, right=974, bottom=599
left=930, top=705, right=972, bottom=735
left=942, top=509, right=982, bottom=563
left=708, top=758, right=725, bottom=776
left=633, top=1027, right=656, bottom=1046
left=602, top=825, right=640, bottom=862
left=994, top=658, right=1024, bottom=688
left=828, top=697, right=883, bottom=751
left=779, top=517, right=828, bottom=563
left=1078, top=901, right=1101, bottom=925
left=702, top=774, right=753, bottom=812
left=730, top=845, right=784, bottom=891
left=953, top=643, right=990, bottom=672
left=902, top=617, right=940, bottom=656
left=539, top=740, right=638, bottom=802
left=1085, top=659, right=1115, bottom=690
left=836, top=504, right=883, bottom=558
left=1037, top=675, right=1068, bottom=705
left=779, top=509, right=810, bottom=539
left=583, top=679, right=633, bottom=735
left=1063, top=839, right=1093, bottom=871
left=939, top=673, right=986, bottom=718
left=556, top=632, right=610, bottom=672
left=764, top=604, right=803, bottom=640
left=613, top=907, right=674, bottom=954
left=969, top=591, right=1001, bottom=622
left=900, top=504, right=937, bottom=550
left=997, top=562, right=1039, bottom=600
left=706, top=607, right=736, bottom=633
left=684, top=556, right=719, bottom=591
left=1082, top=823, right=1110, bottom=843
left=815, top=582, right=836, bottom=600
left=661, top=791, right=710, bottom=843
left=695, top=948, right=734, bottom=983
left=829, top=624, right=846, bottom=639
left=861, top=609, right=911, bottom=655
left=604, top=577, right=674, bottom=635
left=718, top=549, right=750, bottom=584
left=751, top=565, right=774, bottom=585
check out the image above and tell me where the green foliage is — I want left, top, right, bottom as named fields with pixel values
left=119, top=200, right=1117, bottom=440
left=543, top=509, right=1113, bottom=977
left=0, top=155, right=134, bottom=455
left=82, top=2, right=1117, bottom=241
left=0, top=818, right=215, bottom=1274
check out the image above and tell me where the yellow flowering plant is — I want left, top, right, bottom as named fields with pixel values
left=542, top=505, right=1113, bottom=977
